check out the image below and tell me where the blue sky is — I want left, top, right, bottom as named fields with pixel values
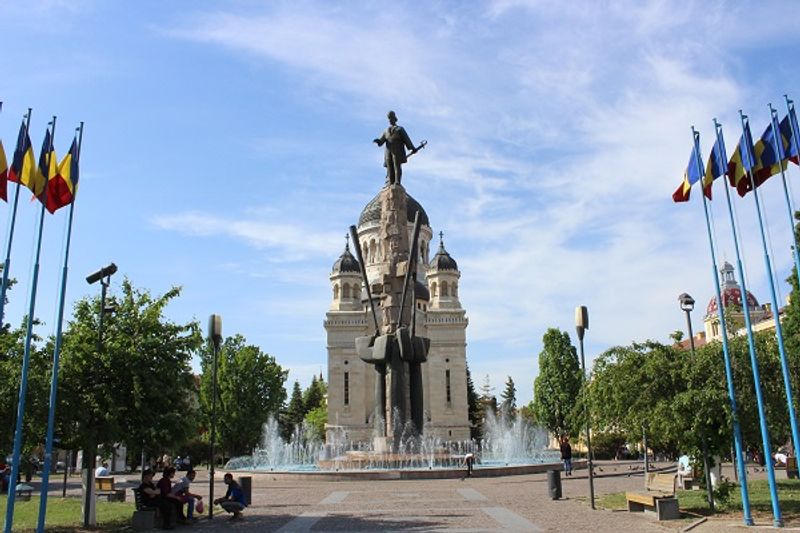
left=2, top=0, right=800, bottom=404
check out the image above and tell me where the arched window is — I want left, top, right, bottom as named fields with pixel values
left=452, top=283, right=458, bottom=297
left=343, top=284, right=351, bottom=298
left=333, top=284, right=339, bottom=299
left=369, top=240, right=377, bottom=264
left=351, top=284, right=360, bottom=300
left=431, top=282, right=437, bottom=298
left=441, top=280, right=449, bottom=297
left=362, top=241, right=369, bottom=262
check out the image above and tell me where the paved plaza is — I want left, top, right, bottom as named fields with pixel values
left=46, top=461, right=789, bottom=532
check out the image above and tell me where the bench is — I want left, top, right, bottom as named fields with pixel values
left=95, top=476, right=126, bottom=502
left=15, top=484, right=34, bottom=501
left=625, top=473, right=679, bottom=520
left=132, top=488, right=160, bottom=530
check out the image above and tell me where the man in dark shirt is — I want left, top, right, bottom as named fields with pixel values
left=560, top=436, right=573, bottom=476
left=138, top=469, right=175, bottom=530
left=214, top=473, right=247, bottom=519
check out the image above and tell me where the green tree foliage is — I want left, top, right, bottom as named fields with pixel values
left=532, top=328, right=582, bottom=439
left=280, top=381, right=306, bottom=441
left=500, top=376, right=517, bottom=415
left=304, top=405, right=327, bottom=442
left=781, top=209, right=800, bottom=412
left=303, top=375, right=326, bottom=413
left=57, top=280, right=202, bottom=461
left=466, top=365, right=482, bottom=440
left=199, top=334, right=287, bottom=457
left=0, top=319, right=51, bottom=468
left=479, top=374, right=497, bottom=416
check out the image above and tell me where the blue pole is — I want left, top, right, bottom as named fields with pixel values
left=0, top=110, right=32, bottom=328
left=36, top=123, right=82, bottom=533
left=767, top=104, right=800, bottom=459
left=692, top=128, right=751, bottom=521
left=740, top=111, right=786, bottom=527
left=715, top=119, right=766, bottom=525
left=4, top=116, right=56, bottom=533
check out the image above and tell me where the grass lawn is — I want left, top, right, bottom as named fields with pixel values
left=0, top=495, right=133, bottom=532
left=597, top=479, right=800, bottom=524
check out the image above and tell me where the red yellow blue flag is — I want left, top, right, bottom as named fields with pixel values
left=0, top=140, right=7, bottom=202
left=45, top=136, right=79, bottom=214
left=8, top=120, right=36, bottom=193
left=673, top=144, right=702, bottom=202
left=702, top=135, right=727, bottom=200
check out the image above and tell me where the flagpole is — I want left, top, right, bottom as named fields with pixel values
left=0, top=109, right=32, bottom=327
left=37, top=122, right=83, bottom=533
left=4, top=116, right=56, bottom=533
left=740, top=110, right=788, bottom=527
left=715, top=119, right=769, bottom=525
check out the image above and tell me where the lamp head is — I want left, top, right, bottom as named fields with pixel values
left=678, top=293, right=695, bottom=312
left=86, top=263, right=117, bottom=285
left=575, top=305, right=588, bottom=340
left=208, top=314, right=222, bottom=348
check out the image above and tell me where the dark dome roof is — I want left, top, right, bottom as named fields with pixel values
left=415, top=280, right=430, bottom=301
left=332, top=244, right=360, bottom=274
left=430, top=239, right=458, bottom=271
left=358, top=190, right=429, bottom=227
left=706, top=287, right=759, bottom=316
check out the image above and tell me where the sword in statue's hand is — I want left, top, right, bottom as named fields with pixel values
left=408, top=140, right=427, bottom=158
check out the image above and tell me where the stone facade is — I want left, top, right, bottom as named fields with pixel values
left=325, top=188, right=470, bottom=444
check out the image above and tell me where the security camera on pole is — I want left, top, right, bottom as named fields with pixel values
left=575, top=305, right=595, bottom=510
left=207, top=314, right=222, bottom=519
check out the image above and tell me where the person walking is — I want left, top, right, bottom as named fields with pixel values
left=560, top=436, right=573, bottom=476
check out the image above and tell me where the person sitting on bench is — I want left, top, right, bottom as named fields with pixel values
left=138, top=468, right=175, bottom=530
left=214, top=473, right=247, bottom=519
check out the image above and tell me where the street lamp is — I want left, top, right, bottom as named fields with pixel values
left=677, top=292, right=714, bottom=512
left=575, top=305, right=595, bottom=510
left=82, top=263, right=117, bottom=527
left=207, top=314, right=222, bottom=519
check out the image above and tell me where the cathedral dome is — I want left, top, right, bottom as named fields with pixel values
left=430, top=235, right=458, bottom=271
left=358, top=190, right=430, bottom=227
left=706, top=287, right=759, bottom=316
left=332, top=243, right=360, bottom=274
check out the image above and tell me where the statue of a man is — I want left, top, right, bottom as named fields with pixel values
left=374, top=111, right=416, bottom=185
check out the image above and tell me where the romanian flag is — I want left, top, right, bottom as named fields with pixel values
left=702, top=134, right=727, bottom=200
left=672, top=144, right=702, bottom=202
left=8, top=120, right=36, bottom=193
left=780, top=111, right=800, bottom=165
left=727, top=121, right=786, bottom=197
left=0, top=140, right=7, bottom=202
left=45, top=136, right=79, bottom=214
left=33, top=129, right=56, bottom=202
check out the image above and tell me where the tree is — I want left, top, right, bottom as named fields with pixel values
left=199, top=334, right=287, bottom=457
left=465, top=365, right=482, bottom=440
left=304, top=405, right=327, bottom=442
left=57, top=280, right=202, bottom=468
left=479, top=374, right=497, bottom=416
left=280, top=381, right=305, bottom=441
left=532, top=328, right=582, bottom=439
left=303, top=375, right=326, bottom=413
left=500, top=376, right=517, bottom=415
left=669, top=330, right=684, bottom=343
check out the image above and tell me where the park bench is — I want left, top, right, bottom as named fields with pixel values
left=95, top=476, right=126, bottom=502
left=14, top=483, right=33, bottom=501
left=625, top=472, right=679, bottom=520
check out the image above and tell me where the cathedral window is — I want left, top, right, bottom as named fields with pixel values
left=333, top=284, right=339, bottom=300
left=343, top=284, right=351, bottom=298
left=441, top=281, right=449, bottom=297
left=369, top=240, right=377, bottom=264
left=344, top=372, right=350, bottom=405
left=445, top=369, right=452, bottom=405
left=452, top=283, right=458, bottom=297
left=431, top=282, right=437, bottom=297
left=352, top=284, right=360, bottom=300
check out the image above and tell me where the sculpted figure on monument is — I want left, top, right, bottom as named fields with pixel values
left=373, top=111, right=419, bottom=185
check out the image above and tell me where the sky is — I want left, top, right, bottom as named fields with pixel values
left=2, top=0, right=800, bottom=405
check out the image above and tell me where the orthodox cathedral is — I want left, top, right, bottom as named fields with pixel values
left=324, top=188, right=470, bottom=443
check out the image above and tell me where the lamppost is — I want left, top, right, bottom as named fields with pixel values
left=207, top=315, right=222, bottom=519
left=83, top=263, right=117, bottom=527
left=678, top=292, right=715, bottom=512
left=575, top=305, right=595, bottom=510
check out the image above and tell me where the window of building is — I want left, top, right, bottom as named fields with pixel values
left=344, top=371, right=350, bottom=406
left=343, top=284, right=351, bottom=298
left=333, top=284, right=339, bottom=299
left=441, top=281, right=449, bottom=297
left=352, top=284, right=360, bottom=300
left=431, top=282, right=437, bottom=297
left=445, top=369, right=451, bottom=405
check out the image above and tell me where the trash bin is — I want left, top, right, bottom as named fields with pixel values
left=547, top=469, right=562, bottom=500
left=238, top=476, right=252, bottom=505
left=787, top=457, right=798, bottom=479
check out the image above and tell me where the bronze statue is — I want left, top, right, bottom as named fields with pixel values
left=373, top=111, right=423, bottom=185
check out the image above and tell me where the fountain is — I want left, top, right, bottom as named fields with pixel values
left=224, top=410, right=562, bottom=479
